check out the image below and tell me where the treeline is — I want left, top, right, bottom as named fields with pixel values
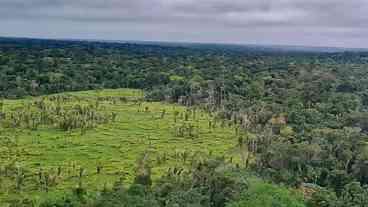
left=1, top=37, right=368, bottom=100
left=14, top=158, right=368, bottom=207
left=14, top=158, right=305, bottom=207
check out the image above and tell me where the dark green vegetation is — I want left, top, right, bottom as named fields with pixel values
left=1, top=37, right=368, bottom=206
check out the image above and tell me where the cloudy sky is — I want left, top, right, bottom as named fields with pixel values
left=1, top=0, right=367, bottom=48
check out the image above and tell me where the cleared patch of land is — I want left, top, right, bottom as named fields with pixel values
left=0, top=89, right=238, bottom=203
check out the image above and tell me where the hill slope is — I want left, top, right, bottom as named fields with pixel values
left=0, top=89, right=239, bottom=203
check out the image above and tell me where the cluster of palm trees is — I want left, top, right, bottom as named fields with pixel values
left=0, top=96, right=117, bottom=133
left=171, top=109, right=201, bottom=138
left=0, top=156, right=106, bottom=193
left=174, top=122, right=198, bottom=138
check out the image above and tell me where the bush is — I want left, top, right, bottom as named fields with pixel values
left=145, top=87, right=168, bottom=101
left=227, top=181, right=306, bottom=207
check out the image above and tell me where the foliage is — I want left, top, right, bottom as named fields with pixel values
left=227, top=180, right=305, bottom=207
left=2, top=37, right=368, bottom=206
left=37, top=158, right=249, bottom=207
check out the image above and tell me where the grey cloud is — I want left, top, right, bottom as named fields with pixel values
left=0, top=0, right=367, bottom=48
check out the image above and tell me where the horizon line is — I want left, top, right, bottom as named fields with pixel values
left=1, top=35, right=368, bottom=52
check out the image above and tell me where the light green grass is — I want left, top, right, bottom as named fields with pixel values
left=0, top=89, right=239, bottom=204
left=227, top=177, right=306, bottom=207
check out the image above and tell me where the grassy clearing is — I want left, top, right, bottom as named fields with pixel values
left=228, top=177, right=306, bottom=207
left=0, top=89, right=239, bottom=204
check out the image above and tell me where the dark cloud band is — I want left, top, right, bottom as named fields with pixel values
left=0, top=0, right=367, bottom=48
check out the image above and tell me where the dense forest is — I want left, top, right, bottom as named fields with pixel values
left=1, top=37, right=368, bottom=206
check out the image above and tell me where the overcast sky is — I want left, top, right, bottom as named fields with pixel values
left=1, top=0, right=367, bottom=48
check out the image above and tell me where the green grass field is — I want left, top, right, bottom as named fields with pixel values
left=0, top=89, right=239, bottom=204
